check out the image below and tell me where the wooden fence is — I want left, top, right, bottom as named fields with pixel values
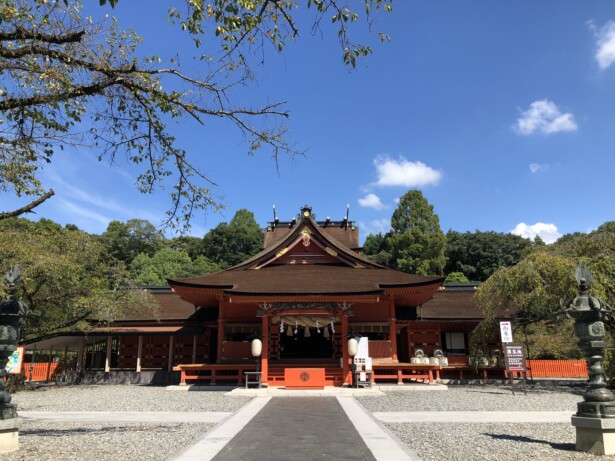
left=527, top=359, right=588, bottom=378
left=21, top=362, right=61, bottom=382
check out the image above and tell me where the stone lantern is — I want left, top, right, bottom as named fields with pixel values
left=0, top=265, right=31, bottom=452
left=562, top=263, right=615, bottom=454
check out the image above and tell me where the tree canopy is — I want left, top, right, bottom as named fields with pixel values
left=99, top=219, right=166, bottom=265
left=387, top=190, right=446, bottom=276
left=202, top=208, right=263, bottom=268
left=1, top=0, right=392, bottom=227
left=444, top=230, right=532, bottom=282
left=473, top=224, right=615, bottom=359
left=0, top=218, right=156, bottom=337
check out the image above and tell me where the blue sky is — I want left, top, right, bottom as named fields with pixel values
left=4, top=1, right=615, bottom=244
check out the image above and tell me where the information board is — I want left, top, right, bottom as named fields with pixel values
left=504, top=344, right=526, bottom=372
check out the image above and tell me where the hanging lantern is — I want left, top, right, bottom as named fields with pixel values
left=251, top=339, right=262, bottom=357
left=286, top=324, right=294, bottom=336
left=304, top=326, right=311, bottom=338
left=348, top=338, right=359, bottom=357
left=323, top=327, right=330, bottom=339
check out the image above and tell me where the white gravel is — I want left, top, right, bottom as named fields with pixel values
left=357, top=383, right=614, bottom=461
left=11, top=384, right=251, bottom=412
left=6, top=385, right=252, bottom=461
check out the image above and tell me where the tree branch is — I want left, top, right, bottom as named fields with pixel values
left=0, top=26, right=85, bottom=44
left=0, top=189, right=55, bottom=220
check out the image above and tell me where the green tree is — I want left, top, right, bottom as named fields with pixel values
left=129, top=247, right=220, bottom=285
left=170, top=236, right=205, bottom=260
left=474, top=224, right=615, bottom=360
left=1, top=0, right=392, bottom=227
left=388, top=190, right=446, bottom=276
left=99, top=219, right=166, bottom=265
left=445, top=230, right=531, bottom=282
left=444, top=272, right=470, bottom=283
left=202, top=209, right=263, bottom=268
left=0, top=219, right=156, bottom=337
left=361, top=232, right=393, bottom=267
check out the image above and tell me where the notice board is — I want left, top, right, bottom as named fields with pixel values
left=504, top=344, right=527, bottom=372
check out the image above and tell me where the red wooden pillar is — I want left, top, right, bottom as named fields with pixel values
left=261, top=314, right=269, bottom=386
left=342, top=314, right=350, bottom=385
left=217, top=301, right=225, bottom=363
left=389, top=298, right=398, bottom=362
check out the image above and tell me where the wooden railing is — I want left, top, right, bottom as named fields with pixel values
left=527, top=359, right=588, bottom=378
left=21, top=362, right=61, bottom=382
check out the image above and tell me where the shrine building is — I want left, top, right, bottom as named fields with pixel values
left=23, top=205, right=483, bottom=386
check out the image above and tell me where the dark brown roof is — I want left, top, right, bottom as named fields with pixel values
left=172, top=265, right=442, bottom=296
left=264, top=225, right=360, bottom=250
left=116, top=291, right=196, bottom=321
left=420, top=287, right=482, bottom=320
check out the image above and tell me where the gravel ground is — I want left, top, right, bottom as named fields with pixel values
left=358, top=383, right=585, bottom=412
left=4, top=422, right=213, bottom=461
left=11, top=384, right=251, bottom=412
left=357, top=383, right=614, bottom=461
left=6, top=384, right=252, bottom=461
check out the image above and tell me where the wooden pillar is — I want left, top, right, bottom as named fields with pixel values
left=76, top=337, right=85, bottom=372
left=192, top=335, right=198, bottom=364
left=217, top=301, right=225, bottom=363
left=63, top=345, right=68, bottom=367
left=342, top=314, right=350, bottom=385
left=105, top=336, right=112, bottom=373
left=136, top=335, right=143, bottom=373
left=45, top=347, right=54, bottom=382
left=261, top=314, right=269, bottom=385
left=168, top=335, right=174, bottom=372
left=389, top=298, right=398, bottom=362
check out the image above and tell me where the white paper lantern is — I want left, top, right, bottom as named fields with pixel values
left=348, top=338, right=359, bottom=357
left=251, top=339, right=262, bottom=357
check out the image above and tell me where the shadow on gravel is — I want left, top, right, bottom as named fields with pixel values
left=22, top=425, right=172, bottom=437
left=483, top=433, right=575, bottom=452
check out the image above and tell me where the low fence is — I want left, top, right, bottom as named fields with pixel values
left=21, top=362, right=62, bottom=382
left=527, top=359, right=588, bottom=378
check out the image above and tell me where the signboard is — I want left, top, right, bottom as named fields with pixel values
left=504, top=344, right=526, bottom=372
left=499, top=321, right=513, bottom=343
left=356, top=337, right=369, bottom=358
left=5, top=346, right=24, bottom=374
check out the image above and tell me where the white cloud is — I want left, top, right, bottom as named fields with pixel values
left=595, top=21, right=615, bottom=70
left=359, top=218, right=390, bottom=236
left=510, top=222, right=561, bottom=244
left=358, top=193, right=387, bottom=210
left=56, top=198, right=111, bottom=227
left=529, top=163, right=549, bottom=173
left=514, top=100, right=578, bottom=135
left=373, top=156, right=442, bottom=188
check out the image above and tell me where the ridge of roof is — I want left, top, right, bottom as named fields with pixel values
left=225, top=211, right=382, bottom=271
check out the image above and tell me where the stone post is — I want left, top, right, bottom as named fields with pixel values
left=563, top=265, right=615, bottom=455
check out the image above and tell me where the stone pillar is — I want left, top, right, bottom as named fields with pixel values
left=389, top=298, right=398, bottom=362
left=136, top=335, right=143, bottom=373
left=261, top=314, right=269, bottom=386
left=342, top=315, right=350, bottom=385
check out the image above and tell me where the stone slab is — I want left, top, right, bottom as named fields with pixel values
left=0, top=417, right=20, bottom=454
left=376, top=411, right=572, bottom=423
left=572, top=415, right=615, bottom=455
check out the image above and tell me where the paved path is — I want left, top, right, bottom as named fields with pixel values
left=374, top=410, right=573, bottom=423
left=170, top=397, right=418, bottom=461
